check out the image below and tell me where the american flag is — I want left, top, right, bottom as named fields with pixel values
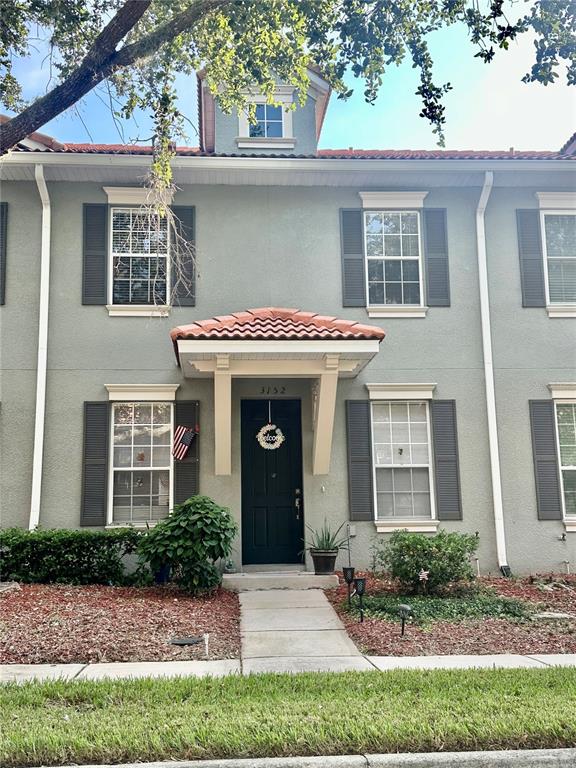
left=172, top=425, right=198, bottom=461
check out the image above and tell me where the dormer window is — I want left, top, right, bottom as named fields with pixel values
left=249, top=104, right=283, bottom=139
left=237, top=90, right=295, bottom=150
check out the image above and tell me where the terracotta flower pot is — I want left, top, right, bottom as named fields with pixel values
left=310, top=549, right=338, bottom=575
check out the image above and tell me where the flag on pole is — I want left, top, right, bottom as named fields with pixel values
left=172, top=425, right=197, bottom=461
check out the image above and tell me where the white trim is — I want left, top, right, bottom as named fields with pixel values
left=177, top=339, right=380, bottom=355
left=548, top=384, right=576, bottom=400
left=367, top=306, right=428, bottom=318
left=547, top=305, right=576, bottom=318
left=105, top=384, right=180, bottom=401
left=359, top=191, right=428, bottom=209
left=366, top=383, right=436, bottom=400
left=375, top=521, right=439, bottom=533
left=106, top=304, right=171, bottom=317
left=564, top=522, right=576, bottom=533
left=236, top=138, right=296, bottom=150
left=29, top=165, right=51, bottom=530
left=103, top=186, right=174, bottom=205
left=476, top=172, right=508, bottom=569
left=536, top=192, right=576, bottom=210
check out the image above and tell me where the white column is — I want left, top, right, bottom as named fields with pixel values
left=214, top=355, right=232, bottom=475
left=312, top=355, right=340, bottom=475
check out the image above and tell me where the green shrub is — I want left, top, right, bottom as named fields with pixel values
left=354, top=591, right=532, bottom=623
left=137, top=495, right=237, bottom=593
left=375, top=529, right=479, bottom=594
left=0, top=527, right=141, bottom=585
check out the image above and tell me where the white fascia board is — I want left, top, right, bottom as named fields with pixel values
left=536, top=192, right=576, bottom=209
left=4, top=154, right=575, bottom=174
left=366, top=382, right=436, bottom=400
left=548, top=383, right=576, bottom=400
left=105, top=384, right=180, bottom=401
left=104, top=186, right=174, bottom=205
left=360, top=191, right=428, bottom=208
left=176, top=339, right=381, bottom=356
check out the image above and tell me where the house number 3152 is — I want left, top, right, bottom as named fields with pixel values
left=260, top=386, right=286, bottom=395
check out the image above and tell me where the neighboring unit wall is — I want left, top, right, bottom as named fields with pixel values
left=486, top=184, right=576, bottom=573
left=0, top=182, right=42, bottom=528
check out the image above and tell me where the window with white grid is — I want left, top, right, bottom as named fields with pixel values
left=543, top=214, right=576, bottom=304
left=556, top=402, right=576, bottom=517
left=110, top=208, right=169, bottom=305
left=110, top=402, right=172, bottom=523
left=364, top=211, right=423, bottom=306
left=372, top=401, right=434, bottom=519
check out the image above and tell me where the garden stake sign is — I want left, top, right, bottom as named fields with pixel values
left=256, top=400, right=285, bottom=450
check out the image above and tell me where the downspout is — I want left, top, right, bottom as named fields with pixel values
left=28, top=165, right=51, bottom=529
left=476, top=170, right=510, bottom=575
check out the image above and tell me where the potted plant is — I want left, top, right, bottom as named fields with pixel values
left=304, top=520, right=348, bottom=575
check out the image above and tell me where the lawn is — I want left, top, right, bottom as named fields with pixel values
left=327, top=575, right=576, bottom=656
left=0, top=584, right=240, bottom=663
left=2, top=668, right=575, bottom=766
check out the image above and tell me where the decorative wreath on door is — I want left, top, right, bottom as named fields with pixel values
left=257, top=423, right=285, bottom=450
left=256, top=400, right=285, bottom=450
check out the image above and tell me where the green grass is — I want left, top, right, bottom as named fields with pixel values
left=351, top=592, right=532, bottom=624
left=2, top=668, right=576, bottom=766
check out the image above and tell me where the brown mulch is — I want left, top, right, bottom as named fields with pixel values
left=0, top=584, right=241, bottom=664
left=327, top=573, right=576, bottom=657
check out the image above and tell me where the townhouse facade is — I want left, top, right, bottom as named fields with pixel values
left=0, top=70, right=575, bottom=574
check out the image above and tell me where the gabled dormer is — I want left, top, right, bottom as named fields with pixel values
left=198, top=67, right=331, bottom=155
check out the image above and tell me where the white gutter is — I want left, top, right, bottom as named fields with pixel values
left=28, top=164, right=51, bottom=529
left=476, top=171, right=509, bottom=574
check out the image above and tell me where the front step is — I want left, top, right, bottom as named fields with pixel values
left=222, top=571, right=339, bottom=592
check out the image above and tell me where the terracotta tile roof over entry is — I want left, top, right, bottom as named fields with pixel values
left=170, top=307, right=386, bottom=342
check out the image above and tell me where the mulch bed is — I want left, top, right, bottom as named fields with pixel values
left=327, top=574, right=576, bottom=656
left=0, top=584, right=241, bottom=664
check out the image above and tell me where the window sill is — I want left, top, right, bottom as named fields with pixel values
left=236, top=137, right=295, bottom=150
left=564, top=521, right=576, bottom=533
left=367, top=306, right=428, bottom=319
left=375, top=520, right=439, bottom=533
left=547, top=305, right=576, bottom=318
left=106, top=522, right=162, bottom=529
left=106, top=304, right=171, bottom=317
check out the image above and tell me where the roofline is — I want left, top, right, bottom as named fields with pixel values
left=2, top=152, right=574, bottom=173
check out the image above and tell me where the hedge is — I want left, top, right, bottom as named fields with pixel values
left=0, top=528, right=142, bottom=585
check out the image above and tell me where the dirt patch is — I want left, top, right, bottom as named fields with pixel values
left=0, top=583, right=240, bottom=664
left=327, top=574, right=576, bottom=656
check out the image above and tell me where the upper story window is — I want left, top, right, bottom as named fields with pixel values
left=110, top=401, right=172, bottom=524
left=110, top=208, right=169, bottom=306
left=364, top=211, right=423, bottom=306
left=555, top=401, right=576, bottom=518
left=372, top=400, right=434, bottom=520
left=249, top=104, right=283, bottom=138
left=542, top=213, right=576, bottom=305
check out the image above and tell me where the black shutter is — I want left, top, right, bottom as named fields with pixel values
left=345, top=400, right=374, bottom=520
left=0, top=202, right=7, bottom=305
left=340, top=209, right=366, bottom=307
left=80, top=402, right=110, bottom=526
left=82, top=204, right=108, bottom=305
left=517, top=210, right=546, bottom=307
left=423, top=208, right=450, bottom=307
left=529, top=400, right=563, bottom=520
left=171, top=206, right=195, bottom=306
left=174, top=400, right=200, bottom=504
left=431, top=400, right=462, bottom=520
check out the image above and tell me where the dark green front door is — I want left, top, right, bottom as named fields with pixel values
left=241, top=399, right=304, bottom=565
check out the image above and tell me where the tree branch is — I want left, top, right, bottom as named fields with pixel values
left=0, top=0, right=230, bottom=155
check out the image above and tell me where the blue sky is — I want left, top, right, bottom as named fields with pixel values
left=12, top=21, right=575, bottom=151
